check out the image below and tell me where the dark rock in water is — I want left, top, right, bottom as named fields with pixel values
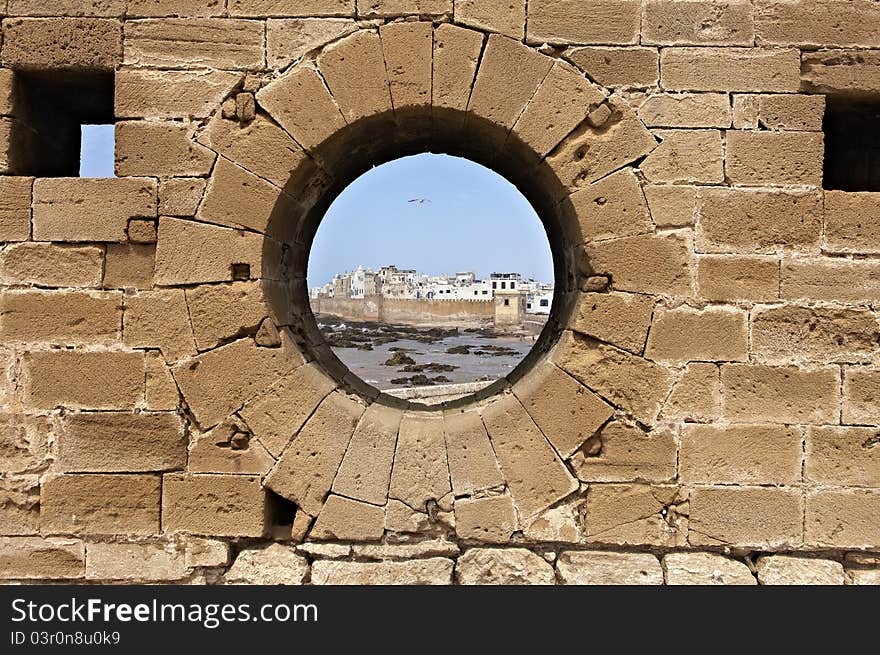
left=446, top=345, right=471, bottom=355
left=473, top=344, right=518, bottom=357
left=402, top=362, right=458, bottom=373
left=385, top=351, right=416, bottom=367
left=390, top=374, right=453, bottom=387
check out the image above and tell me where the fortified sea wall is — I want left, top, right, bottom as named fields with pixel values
left=1, top=1, right=880, bottom=585
left=311, top=294, right=495, bottom=325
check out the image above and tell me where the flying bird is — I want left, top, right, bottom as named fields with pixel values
left=408, top=197, right=431, bottom=204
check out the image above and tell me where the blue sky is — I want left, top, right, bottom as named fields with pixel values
left=308, top=154, right=553, bottom=288
left=78, top=131, right=554, bottom=286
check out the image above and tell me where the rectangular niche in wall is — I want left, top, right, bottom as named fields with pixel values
left=824, top=96, right=880, bottom=192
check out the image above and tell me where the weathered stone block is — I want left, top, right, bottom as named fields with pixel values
left=163, top=473, right=268, bottom=537
left=41, top=474, right=160, bottom=535
left=567, top=47, right=659, bottom=88
left=781, top=258, right=880, bottom=304
left=557, top=551, right=663, bottom=585
left=454, top=495, right=517, bottom=543
left=0, top=290, right=121, bottom=345
left=806, top=489, right=880, bottom=549
left=145, top=351, right=179, bottom=410
left=360, top=0, right=450, bottom=17
left=332, top=403, right=401, bottom=505
left=86, top=541, right=187, bottom=581
left=224, top=544, right=309, bottom=584
left=0, top=537, right=84, bottom=580
left=755, top=555, right=845, bottom=586
left=455, top=0, right=524, bottom=39
left=802, top=49, right=880, bottom=95
left=2, top=18, right=121, bottom=70
left=527, top=0, right=640, bottom=45
left=57, top=412, right=185, bottom=473
left=806, top=426, right=880, bottom=487
left=311, top=495, right=385, bottom=541
left=755, top=0, right=880, bottom=48
left=571, top=421, right=675, bottom=484
left=318, top=29, right=391, bottom=122
left=159, top=178, right=206, bottom=217
left=104, top=243, right=155, bottom=290
left=664, top=552, right=755, bottom=585
left=825, top=192, right=880, bottom=255
left=664, top=362, right=721, bottom=422
left=734, top=93, right=826, bottom=131
left=0, top=413, right=49, bottom=474
left=312, top=558, right=453, bottom=585
left=456, top=548, right=555, bottom=585
left=380, top=21, right=432, bottom=110
left=123, top=19, right=264, bottom=69
left=661, top=47, right=800, bottom=92
left=644, top=185, right=696, bottom=229
left=643, top=0, right=754, bottom=46
left=482, top=393, right=577, bottom=519
left=646, top=306, right=748, bottom=362
left=8, top=1, right=125, bottom=16
left=583, top=484, right=686, bottom=547
left=843, top=368, right=880, bottom=425
left=115, top=121, right=215, bottom=177
left=188, top=421, right=274, bottom=475
left=584, top=232, right=693, bottom=296
left=566, top=168, right=651, bottom=243
left=726, top=131, right=824, bottom=186
left=0, top=475, right=41, bottom=535
left=0, top=176, right=31, bottom=241
left=680, top=424, right=803, bottom=485
left=116, top=69, right=241, bottom=120
left=722, top=364, right=839, bottom=424
left=638, top=93, right=731, bottom=129
left=442, top=408, right=504, bottom=497
left=124, top=290, right=196, bottom=362
left=389, top=413, right=450, bottom=511
left=33, top=178, right=157, bottom=243
left=266, top=18, right=355, bottom=70
left=689, top=486, right=803, bottom=548
left=571, top=292, right=654, bottom=354
left=24, top=350, right=144, bottom=410
left=696, top=255, right=779, bottom=302
left=185, top=282, right=268, bottom=352
left=642, top=129, right=725, bottom=184
left=229, top=0, right=354, bottom=17
left=432, top=23, right=482, bottom=113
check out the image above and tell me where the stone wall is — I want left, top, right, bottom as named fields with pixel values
left=311, top=294, right=495, bottom=325
left=1, top=1, right=880, bottom=586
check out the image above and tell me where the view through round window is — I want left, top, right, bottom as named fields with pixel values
left=307, top=153, right=555, bottom=405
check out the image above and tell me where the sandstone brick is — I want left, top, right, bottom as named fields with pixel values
left=806, top=426, right=880, bottom=487
left=264, top=392, right=364, bottom=516
left=224, top=544, right=309, bottom=584
left=696, top=255, right=779, bottom=302
left=843, top=368, right=880, bottom=425
left=163, top=473, right=268, bottom=537
left=468, top=35, right=553, bottom=134
left=432, top=23, right=483, bottom=113
left=311, top=494, right=385, bottom=541
left=557, top=551, right=663, bottom=585
left=514, top=361, right=613, bottom=459
left=389, top=414, right=451, bottom=511
left=455, top=0, right=524, bottom=39
left=483, top=393, right=577, bottom=519
left=185, top=282, right=268, bottom=352
left=731, top=94, right=760, bottom=129
left=24, top=350, right=143, bottom=410
left=187, top=421, right=275, bottom=475
left=583, top=484, right=686, bottom=547
left=825, top=192, right=880, bottom=255
left=128, top=219, right=157, bottom=243
left=0, top=413, right=49, bottom=473
left=442, top=408, right=504, bottom=497
left=726, top=131, right=824, bottom=186
left=690, top=486, right=803, bottom=548
left=781, top=258, right=880, bottom=304
left=544, top=102, right=657, bottom=193
left=123, top=19, right=264, bottom=70
left=145, top=351, right=179, bottom=410
left=184, top=536, right=230, bottom=568
left=41, top=474, right=160, bottom=535
left=573, top=421, right=676, bottom=484
left=384, top=498, right=453, bottom=534
left=638, top=93, right=731, bottom=129
left=318, top=30, right=391, bottom=123
left=33, top=178, right=157, bottom=243
left=266, top=18, right=356, bottom=70
left=571, top=292, right=654, bottom=354
left=641, top=129, right=724, bottom=184
left=229, top=0, right=354, bottom=17
left=554, top=332, right=674, bottom=425
left=661, top=47, right=800, bottom=92
left=743, top=93, right=826, bottom=131
left=722, top=364, right=839, bottom=424
left=801, top=49, right=880, bottom=95
left=115, top=121, right=215, bottom=177
left=58, top=412, right=184, bottom=473
left=0, top=176, right=30, bottom=241
left=849, top=569, right=880, bottom=586
left=566, top=168, right=651, bottom=243
left=454, top=495, right=517, bottom=543
left=351, top=539, right=459, bottom=560
left=643, top=0, right=754, bottom=46
left=0, top=537, right=84, bottom=579
left=8, top=1, right=125, bottom=15
left=456, top=547, right=555, bottom=585
left=159, top=178, right=206, bottom=217
left=86, top=541, right=187, bottom=581
left=126, top=0, right=226, bottom=16
left=239, top=361, right=337, bottom=457
left=664, top=552, right=756, bottom=585
left=0, top=475, right=41, bottom=535
left=806, top=489, right=880, bottom=549
left=644, top=185, right=696, bottom=229
left=697, top=188, right=823, bottom=254
left=116, top=69, right=240, bottom=120
left=584, top=232, right=693, bottom=296
left=752, top=305, right=880, bottom=365
left=154, top=217, right=265, bottom=286
left=755, top=0, right=880, bottom=48
left=511, top=61, right=605, bottom=158
left=681, top=424, right=802, bottom=485
left=173, top=336, right=301, bottom=429
left=312, top=557, right=453, bottom=585
left=528, top=0, right=640, bottom=45
left=567, top=47, right=659, bottom=88
left=124, top=290, right=196, bottom=362
left=360, top=0, right=450, bottom=17
left=104, top=243, right=155, bottom=290
left=663, top=362, right=721, bottom=421
left=0, top=347, right=14, bottom=411
left=1, top=290, right=122, bottom=345
left=259, top=68, right=346, bottom=156
left=380, top=22, right=432, bottom=110
left=2, top=18, right=121, bottom=70
left=0, top=69, right=14, bottom=116
left=755, top=555, right=845, bottom=586
left=332, top=403, right=401, bottom=505
left=647, top=306, right=748, bottom=362
left=523, top=500, right=582, bottom=544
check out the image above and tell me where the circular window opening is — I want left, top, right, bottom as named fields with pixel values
left=307, top=153, right=556, bottom=407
